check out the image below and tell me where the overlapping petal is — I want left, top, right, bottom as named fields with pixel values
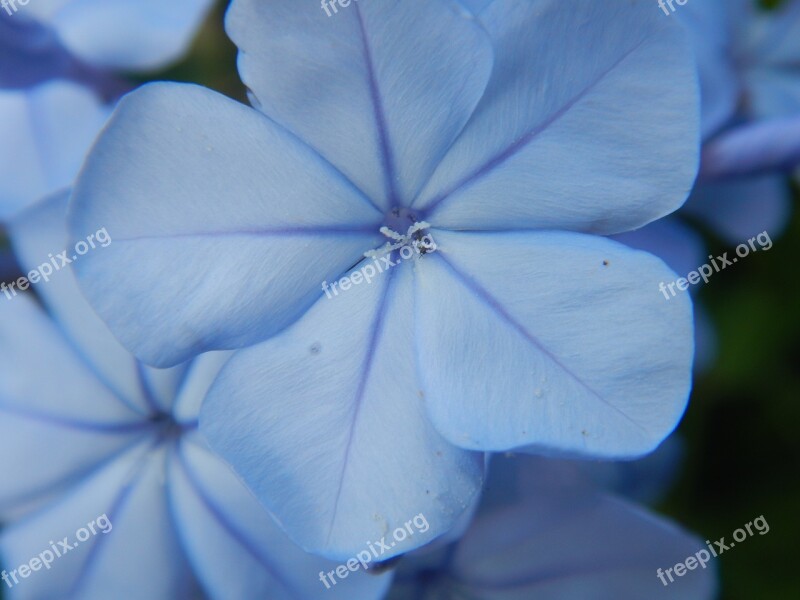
left=227, top=0, right=493, bottom=208
left=676, top=0, right=741, bottom=138
left=69, top=82, right=385, bottom=367
left=700, top=116, right=800, bottom=179
left=447, top=465, right=716, bottom=599
left=24, top=0, right=214, bottom=71
left=414, top=0, right=699, bottom=234
left=9, top=192, right=154, bottom=414
left=170, top=434, right=392, bottom=599
left=0, top=13, right=75, bottom=89
left=684, top=174, right=791, bottom=244
left=201, top=262, right=484, bottom=559
left=414, top=230, right=693, bottom=458
left=0, top=81, right=108, bottom=220
left=0, top=440, right=194, bottom=599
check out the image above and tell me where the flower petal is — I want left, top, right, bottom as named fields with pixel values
left=676, top=0, right=741, bottom=138
left=0, top=81, right=109, bottom=220
left=30, top=0, right=214, bottom=71
left=169, top=435, right=392, bottom=599
left=0, top=14, right=75, bottom=88
left=684, top=175, right=791, bottom=244
left=69, top=82, right=384, bottom=367
left=0, top=414, right=144, bottom=519
left=414, top=0, right=699, bottom=234
left=448, top=457, right=717, bottom=599
left=700, top=116, right=800, bottom=180
left=415, top=230, right=693, bottom=458
left=0, top=294, right=144, bottom=424
left=612, top=219, right=706, bottom=291
left=9, top=192, right=155, bottom=416
left=227, top=0, right=493, bottom=207
left=0, top=440, right=193, bottom=598
left=201, top=261, right=484, bottom=559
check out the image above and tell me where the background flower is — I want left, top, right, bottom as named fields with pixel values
left=0, top=194, right=391, bottom=600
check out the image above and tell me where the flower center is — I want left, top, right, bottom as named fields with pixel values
left=365, top=207, right=436, bottom=259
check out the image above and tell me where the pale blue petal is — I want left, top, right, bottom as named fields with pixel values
left=447, top=462, right=716, bottom=599
left=611, top=219, right=716, bottom=372
left=69, top=82, right=385, bottom=367
left=744, top=69, right=800, bottom=120
left=137, top=363, right=191, bottom=415
left=575, top=436, right=685, bottom=505
left=29, top=0, right=214, bottom=71
left=201, top=261, right=484, bottom=559
left=415, top=230, right=693, bottom=458
left=0, top=81, right=109, bottom=220
left=227, top=0, right=492, bottom=207
left=171, top=352, right=233, bottom=425
left=676, top=0, right=740, bottom=138
left=700, top=116, right=800, bottom=179
left=684, top=174, right=791, bottom=244
left=0, top=13, right=75, bottom=88
left=0, top=440, right=194, bottom=599
left=9, top=192, right=152, bottom=415
left=0, top=414, right=144, bottom=518
left=612, top=219, right=706, bottom=286
left=0, top=294, right=143, bottom=424
left=70, top=448, right=195, bottom=598
left=414, top=0, right=699, bottom=235
left=457, top=0, right=493, bottom=14
left=170, top=435, right=392, bottom=599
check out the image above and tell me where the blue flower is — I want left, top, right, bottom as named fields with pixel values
left=613, top=219, right=717, bottom=372
left=0, top=12, right=77, bottom=89
left=0, top=0, right=214, bottom=83
left=0, top=80, right=109, bottom=220
left=389, top=454, right=717, bottom=599
left=0, top=195, right=391, bottom=600
left=1, top=0, right=213, bottom=271
left=67, top=0, right=699, bottom=558
left=675, top=0, right=799, bottom=242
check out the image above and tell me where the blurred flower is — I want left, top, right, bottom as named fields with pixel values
left=0, top=0, right=216, bottom=218
left=676, top=0, right=799, bottom=242
left=0, top=194, right=391, bottom=600
left=67, top=0, right=699, bottom=558
left=0, top=0, right=214, bottom=88
left=388, top=454, right=717, bottom=600
left=0, top=80, right=109, bottom=221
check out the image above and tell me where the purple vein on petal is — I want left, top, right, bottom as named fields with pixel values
left=0, top=404, right=150, bottom=433
left=67, top=439, right=159, bottom=597
left=418, top=37, right=649, bottom=214
left=108, top=226, right=382, bottom=244
left=433, top=252, right=650, bottom=437
left=354, top=3, right=399, bottom=207
left=173, top=442, right=305, bottom=600
left=324, top=267, right=397, bottom=547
